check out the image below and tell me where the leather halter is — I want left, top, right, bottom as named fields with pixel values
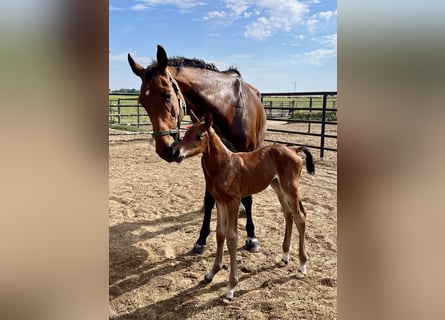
left=150, top=71, right=187, bottom=141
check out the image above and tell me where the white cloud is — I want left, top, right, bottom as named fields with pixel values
left=304, top=48, right=336, bottom=65
left=318, top=10, right=337, bottom=20
left=109, top=6, right=124, bottom=11
left=202, top=0, right=309, bottom=40
left=244, top=1, right=308, bottom=39
left=302, top=33, right=337, bottom=65
left=110, top=52, right=151, bottom=67
left=131, top=0, right=206, bottom=11
left=203, top=11, right=228, bottom=20
left=316, top=33, right=337, bottom=47
left=131, top=4, right=150, bottom=11
left=243, top=11, right=253, bottom=19
left=225, top=0, right=250, bottom=17
left=306, top=10, right=337, bottom=32
left=109, top=52, right=128, bottom=62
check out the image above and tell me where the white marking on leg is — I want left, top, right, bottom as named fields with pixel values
left=225, top=287, right=234, bottom=300
left=282, top=251, right=290, bottom=264
left=298, top=263, right=307, bottom=275
left=246, top=237, right=259, bottom=243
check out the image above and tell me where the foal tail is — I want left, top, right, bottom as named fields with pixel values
left=289, top=146, right=315, bottom=175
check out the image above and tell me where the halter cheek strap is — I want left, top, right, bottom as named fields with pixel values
left=150, top=71, right=187, bottom=140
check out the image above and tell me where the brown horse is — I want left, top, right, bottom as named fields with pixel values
left=128, top=45, right=267, bottom=254
left=173, top=112, right=315, bottom=300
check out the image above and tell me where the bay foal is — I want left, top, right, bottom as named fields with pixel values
left=173, top=112, right=315, bottom=300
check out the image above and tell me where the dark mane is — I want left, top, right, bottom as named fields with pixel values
left=149, top=56, right=241, bottom=77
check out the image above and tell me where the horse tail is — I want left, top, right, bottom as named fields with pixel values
left=289, top=146, right=315, bottom=175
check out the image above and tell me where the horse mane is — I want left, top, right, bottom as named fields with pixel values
left=149, top=57, right=241, bottom=77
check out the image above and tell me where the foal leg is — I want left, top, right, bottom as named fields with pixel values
left=294, top=198, right=308, bottom=275
left=281, top=209, right=294, bottom=265
left=225, top=199, right=240, bottom=300
left=204, top=201, right=227, bottom=284
left=270, top=181, right=293, bottom=264
left=242, top=195, right=260, bottom=252
left=192, top=189, right=215, bottom=255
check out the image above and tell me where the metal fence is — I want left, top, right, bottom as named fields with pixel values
left=109, top=91, right=337, bottom=158
left=260, top=91, right=337, bottom=158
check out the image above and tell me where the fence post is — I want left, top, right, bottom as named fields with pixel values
left=137, top=103, right=140, bottom=128
left=320, top=94, right=327, bottom=158
left=117, top=98, right=121, bottom=124
left=308, top=97, right=313, bottom=133
left=109, top=99, right=112, bottom=123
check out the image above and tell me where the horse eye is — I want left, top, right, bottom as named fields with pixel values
left=164, top=93, right=172, bottom=102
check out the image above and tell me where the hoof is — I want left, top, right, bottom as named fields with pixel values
left=191, top=243, right=207, bottom=255
left=298, top=264, right=307, bottom=275
left=244, top=238, right=260, bottom=252
left=203, top=273, right=213, bottom=284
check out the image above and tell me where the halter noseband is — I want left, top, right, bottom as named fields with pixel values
left=150, top=71, right=187, bottom=141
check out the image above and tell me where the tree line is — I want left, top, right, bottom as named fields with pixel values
left=109, top=88, right=139, bottom=93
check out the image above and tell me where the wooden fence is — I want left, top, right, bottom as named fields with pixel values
left=109, top=91, right=337, bottom=158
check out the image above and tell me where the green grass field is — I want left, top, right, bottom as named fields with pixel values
left=109, top=95, right=149, bottom=126
left=109, top=93, right=337, bottom=129
left=261, top=95, right=337, bottom=109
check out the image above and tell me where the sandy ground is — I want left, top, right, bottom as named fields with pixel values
left=109, top=122, right=337, bottom=319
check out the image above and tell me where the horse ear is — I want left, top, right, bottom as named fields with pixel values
left=204, top=112, right=213, bottom=129
left=128, top=53, right=145, bottom=79
left=156, top=45, right=168, bottom=71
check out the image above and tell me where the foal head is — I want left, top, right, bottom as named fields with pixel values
left=173, top=113, right=213, bottom=163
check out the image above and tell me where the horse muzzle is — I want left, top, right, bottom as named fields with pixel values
left=154, top=141, right=177, bottom=163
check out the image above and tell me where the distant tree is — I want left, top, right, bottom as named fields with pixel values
left=110, top=88, right=139, bottom=94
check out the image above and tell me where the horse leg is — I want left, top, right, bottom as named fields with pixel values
left=242, top=195, right=260, bottom=252
left=204, top=201, right=228, bottom=284
left=192, top=189, right=215, bottom=255
left=294, top=197, right=308, bottom=275
left=225, top=199, right=240, bottom=300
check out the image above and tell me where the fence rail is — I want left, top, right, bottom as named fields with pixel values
left=109, top=91, right=337, bottom=158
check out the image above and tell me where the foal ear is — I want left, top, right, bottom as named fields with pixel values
left=156, top=45, right=168, bottom=71
left=204, top=112, right=213, bottom=129
left=128, top=53, right=145, bottom=79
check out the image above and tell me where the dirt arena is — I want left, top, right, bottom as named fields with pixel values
left=109, top=121, right=337, bottom=319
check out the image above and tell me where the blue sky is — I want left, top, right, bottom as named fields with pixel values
left=109, top=0, right=337, bottom=92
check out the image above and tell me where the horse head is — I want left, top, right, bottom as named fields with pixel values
left=128, top=45, right=186, bottom=162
